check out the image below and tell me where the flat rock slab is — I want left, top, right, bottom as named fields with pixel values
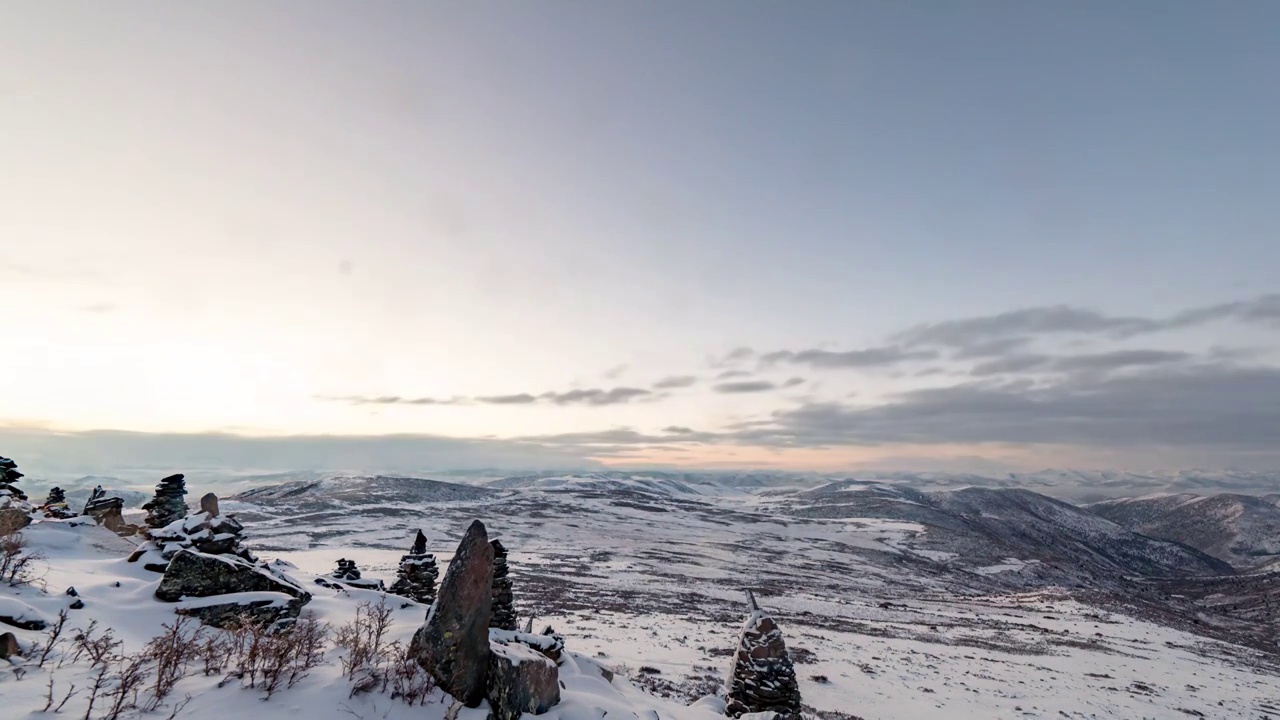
left=155, top=549, right=310, bottom=606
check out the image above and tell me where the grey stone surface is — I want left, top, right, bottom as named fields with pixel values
left=486, top=640, right=560, bottom=720
left=155, top=549, right=310, bottom=609
left=411, top=519, right=494, bottom=707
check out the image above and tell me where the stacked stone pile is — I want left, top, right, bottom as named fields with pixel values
left=0, top=454, right=33, bottom=534
left=142, top=473, right=188, bottom=528
left=388, top=530, right=439, bottom=604
left=40, top=487, right=76, bottom=519
left=129, top=491, right=253, bottom=572
left=0, top=455, right=25, bottom=501
left=724, top=590, right=802, bottom=719
left=316, top=557, right=385, bottom=591
left=490, top=538, right=518, bottom=631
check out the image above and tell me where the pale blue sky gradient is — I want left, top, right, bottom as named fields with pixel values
left=2, top=2, right=1278, bottom=470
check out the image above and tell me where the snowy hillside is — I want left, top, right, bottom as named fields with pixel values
left=764, top=482, right=1233, bottom=581
left=1090, top=492, right=1280, bottom=570
left=6, top=497, right=1280, bottom=718
left=10, top=465, right=1280, bottom=719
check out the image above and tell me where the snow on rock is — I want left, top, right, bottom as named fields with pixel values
left=726, top=590, right=802, bottom=719
left=0, top=595, right=52, bottom=630
left=486, top=639, right=560, bottom=720
left=154, top=548, right=311, bottom=627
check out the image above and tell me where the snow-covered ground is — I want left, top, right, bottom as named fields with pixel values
left=7, top=474, right=1280, bottom=718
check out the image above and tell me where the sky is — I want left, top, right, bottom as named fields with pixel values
left=2, top=2, right=1279, bottom=475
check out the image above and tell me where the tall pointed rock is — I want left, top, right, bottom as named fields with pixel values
left=411, top=520, right=494, bottom=707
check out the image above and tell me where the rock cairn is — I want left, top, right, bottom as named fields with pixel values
left=0, top=454, right=33, bottom=534
left=142, top=473, right=189, bottom=528
left=332, top=558, right=362, bottom=581
left=490, top=538, right=518, bottom=631
left=129, top=491, right=253, bottom=572
left=388, top=530, right=439, bottom=605
left=40, top=487, right=76, bottom=519
left=0, top=455, right=26, bottom=501
left=411, top=520, right=560, bottom=719
left=315, top=557, right=385, bottom=591
left=725, top=590, right=802, bottom=719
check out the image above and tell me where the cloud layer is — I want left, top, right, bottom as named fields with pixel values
left=307, top=293, right=1280, bottom=469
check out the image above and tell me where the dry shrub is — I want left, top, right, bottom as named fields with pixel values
left=222, top=614, right=330, bottom=698
left=39, top=608, right=70, bottom=668
left=0, top=532, right=41, bottom=586
left=142, top=616, right=205, bottom=709
left=335, top=599, right=435, bottom=706
left=70, top=620, right=121, bottom=667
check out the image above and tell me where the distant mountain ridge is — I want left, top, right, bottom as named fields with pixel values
left=767, top=481, right=1233, bottom=581
left=1090, top=492, right=1280, bottom=570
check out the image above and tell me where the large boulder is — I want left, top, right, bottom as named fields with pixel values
left=725, top=591, right=802, bottom=720
left=0, top=507, right=30, bottom=536
left=486, top=640, right=560, bottom=720
left=411, top=519, right=494, bottom=707
left=155, top=549, right=310, bottom=626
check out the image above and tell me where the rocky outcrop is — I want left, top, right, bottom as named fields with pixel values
left=486, top=641, right=560, bottom=720
left=387, top=530, right=438, bottom=605
left=490, top=539, right=517, bottom=631
left=725, top=590, right=802, bottom=720
left=155, top=549, right=310, bottom=627
left=83, top=486, right=133, bottom=536
left=130, top=493, right=252, bottom=571
left=142, top=473, right=188, bottom=528
left=411, top=519, right=494, bottom=707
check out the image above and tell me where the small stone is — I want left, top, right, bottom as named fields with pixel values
left=69, top=599, right=85, bottom=610
left=0, top=631, right=20, bottom=659
left=199, top=492, right=220, bottom=517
